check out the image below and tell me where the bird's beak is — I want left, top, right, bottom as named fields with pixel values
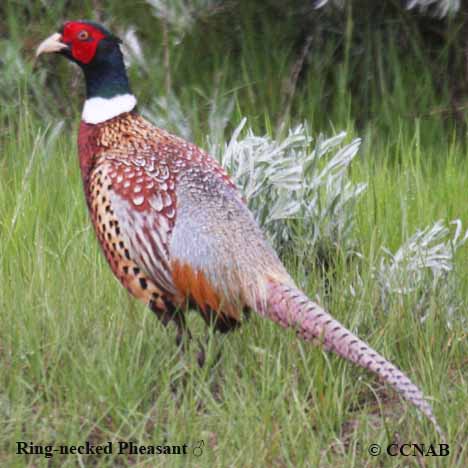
left=36, top=32, right=68, bottom=57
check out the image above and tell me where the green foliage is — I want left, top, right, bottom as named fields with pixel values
left=1, top=107, right=466, bottom=467
left=2, top=0, right=467, bottom=141
left=375, top=219, right=468, bottom=315
left=216, top=120, right=366, bottom=266
left=319, top=0, right=461, bottom=18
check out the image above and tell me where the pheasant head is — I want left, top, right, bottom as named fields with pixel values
left=36, top=20, right=136, bottom=123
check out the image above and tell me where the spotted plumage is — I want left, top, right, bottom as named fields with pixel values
left=79, top=115, right=249, bottom=330
left=37, top=20, right=443, bottom=436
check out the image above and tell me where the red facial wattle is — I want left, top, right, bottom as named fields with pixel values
left=61, top=22, right=105, bottom=64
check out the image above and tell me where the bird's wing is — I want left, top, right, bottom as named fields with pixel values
left=96, top=152, right=178, bottom=298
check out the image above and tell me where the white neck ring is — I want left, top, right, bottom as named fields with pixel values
left=82, top=94, right=137, bottom=124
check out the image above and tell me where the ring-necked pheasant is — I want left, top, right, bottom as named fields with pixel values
left=37, top=20, right=442, bottom=435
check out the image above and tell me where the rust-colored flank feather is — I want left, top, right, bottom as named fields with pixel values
left=172, top=260, right=221, bottom=312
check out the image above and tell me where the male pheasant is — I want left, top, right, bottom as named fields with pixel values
left=37, top=21, right=442, bottom=435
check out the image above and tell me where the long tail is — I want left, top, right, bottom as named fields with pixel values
left=257, top=281, right=442, bottom=436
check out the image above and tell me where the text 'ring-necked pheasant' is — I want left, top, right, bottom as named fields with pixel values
left=36, top=20, right=442, bottom=436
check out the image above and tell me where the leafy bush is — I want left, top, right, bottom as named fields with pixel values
left=317, top=0, right=461, bottom=17
left=216, top=120, right=366, bottom=262
left=375, top=219, right=468, bottom=324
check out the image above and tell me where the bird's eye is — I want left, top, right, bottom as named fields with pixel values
left=77, top=30, right=89, bottom=41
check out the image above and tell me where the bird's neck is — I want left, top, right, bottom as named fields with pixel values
left=81, top=49, right=137, bottom=124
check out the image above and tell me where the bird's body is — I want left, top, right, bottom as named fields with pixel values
left=37, top=20, right=443, bottom=436
left=78, top=113, right=292, bottom=334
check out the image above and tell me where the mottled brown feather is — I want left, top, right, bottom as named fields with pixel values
left=79, top=112, right=242, bottom=325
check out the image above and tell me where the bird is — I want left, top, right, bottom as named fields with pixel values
left=36, top=20, right=442, bottom=435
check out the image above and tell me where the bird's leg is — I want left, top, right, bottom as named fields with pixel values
left=148, top=297, right=176, bottom=327
left=196, top=307, right=240, bottom=367
left=149, top=299, right=191, bottom=355
left=174, top=313, right=192, bottom=352
left=196, top=329, right=225, bottom=368
left=196, top=336, right=207, bottom=368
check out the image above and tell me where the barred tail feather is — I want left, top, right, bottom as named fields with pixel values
left=258, top=281, right=442, bottom=436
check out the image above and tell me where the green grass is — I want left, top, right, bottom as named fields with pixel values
left=1, top=4, right=468, bottom=467
left=1, top=110, right=466, bottom=468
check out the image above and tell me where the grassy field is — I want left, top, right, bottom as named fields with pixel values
left=1, top=4, right=468, bottom=467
